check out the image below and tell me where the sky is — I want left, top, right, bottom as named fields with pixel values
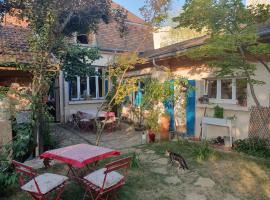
left=113, top=0, right=185, bottom=18
left=113, top=0, right=247, bottom=19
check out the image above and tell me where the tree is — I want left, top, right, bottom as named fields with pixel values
left=173, top=0, right=270, bottom=107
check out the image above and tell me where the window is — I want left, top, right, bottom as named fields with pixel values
left=77, top=34, right=88, bottom=44
left=69, top=67, right=107, bottom=101
left=206, top=78, right=247, bottom=105
left=221, top=79, right=232, bottom=99
left=207, top=80, right=217, bottom=99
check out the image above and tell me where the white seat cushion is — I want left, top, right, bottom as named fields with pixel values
left=84, top=168, right=124, bottom=189
left=21, top=173, right=68, bottom=194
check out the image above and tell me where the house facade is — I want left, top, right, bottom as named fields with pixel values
left=127, top=31, right=270, bottom=140
left=58, top=3, right=154, bottom=123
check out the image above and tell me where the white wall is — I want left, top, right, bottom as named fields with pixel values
left=59, top=52, right=115, bottom=122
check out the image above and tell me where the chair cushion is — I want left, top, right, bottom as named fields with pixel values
left=21, top=173, right=68, bottom=194
left=84, top=168, right=124, bottom=189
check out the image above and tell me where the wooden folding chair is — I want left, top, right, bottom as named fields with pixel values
left=12, top=160, right=68, bottom=200
left=82, top=157, right=132, bottom=200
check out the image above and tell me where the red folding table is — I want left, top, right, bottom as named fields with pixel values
left=40, top=144, right=120, bottom=177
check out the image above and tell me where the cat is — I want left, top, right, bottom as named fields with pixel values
left=165, top=150, right=189, bottom=170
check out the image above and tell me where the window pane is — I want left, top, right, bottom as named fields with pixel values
left=90, top=77, right=96, bottom=98
left=221, top=79, right=232, bottom=99
left=70, top=78, right=77, bottom=100
left=98, top=69, right=103, bottom=98
left=80, top=77, right=87, bottom=99
left=236, top=79, right=247, bottom=105
left=207, top=80, right=217, bottom=98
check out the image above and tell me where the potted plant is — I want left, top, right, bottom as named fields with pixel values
left=144, top=110, right=159, bottom=143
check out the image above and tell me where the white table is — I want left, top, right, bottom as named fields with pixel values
left=201, top=117, right=233, bottom=147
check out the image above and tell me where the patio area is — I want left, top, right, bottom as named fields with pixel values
left=51, top=122, right=142, bottom=150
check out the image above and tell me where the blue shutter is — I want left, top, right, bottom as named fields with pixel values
left=186, top=80, right=196, bottom=135
left=164, top=80, right=175, bottom=131
left=105, top=80, right=108, bottom=95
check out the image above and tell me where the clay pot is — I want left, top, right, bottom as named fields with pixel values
left=159, top=114, right=170, bottom=140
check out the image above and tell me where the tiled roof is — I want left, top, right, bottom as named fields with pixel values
left=0, top=25, right=34, bottom=65
left=94, top=2, right=154, bottom=52
left=95, top=22, right=154, bottom=52
left=141, top=36, right=208, bottom=59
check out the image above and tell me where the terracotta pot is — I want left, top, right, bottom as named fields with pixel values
left=159, top=115, right=170, bottom=140
left=148, top=131, right=156, bottom=143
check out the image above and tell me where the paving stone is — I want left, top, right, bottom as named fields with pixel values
left=24, top=158, right=58, bottom=169
left=185, top=193, right=207, bottom=200
left=224, top=194, right=240, bottom=200
left=151, top=167, right=168, bottom=175
left=145, top=149, right=155, bottom=154
left=194, top=177, right=215, bottom=188
left=153, top=158, right=168, bottom=165
left=164, top=176, right=181, bottom=185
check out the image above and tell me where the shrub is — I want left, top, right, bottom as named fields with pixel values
left=0, top=122, right=33, bottom=195
left=214, top=105, right=224, bottom=118
left=233, top=137, right=270, bottom=158
left=193, top=141, right=213, bottom=161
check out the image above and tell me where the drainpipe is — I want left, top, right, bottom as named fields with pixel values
left=152, top=58, right=170, bottom=72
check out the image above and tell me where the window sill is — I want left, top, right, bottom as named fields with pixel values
left=69, top=99, right=105, bottom=105
left=196, top=102, right=249, bottom=112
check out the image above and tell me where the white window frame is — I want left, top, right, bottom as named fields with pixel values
left=70, top=67, right=106, bottom=101
left=205, top=78, right=237, bottom=104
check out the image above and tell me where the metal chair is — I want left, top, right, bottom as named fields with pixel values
left=72, top=113, right=81, bottom=130
left=12, top=160, right=68, bottom=200
left=82, top=157, right=132, bottom=200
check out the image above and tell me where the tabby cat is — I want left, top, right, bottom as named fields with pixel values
left=165, top=150, right=189, bottom=170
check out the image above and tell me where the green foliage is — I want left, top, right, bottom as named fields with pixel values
left=173, top=0, right=270, bottom=106
left=139, top=0, right=172, bottom=26
left=0, top=122, right=33, bottom=192
left=233, top=137, right=270, bottom=158
left=11, top=123, right=34, bottom=161
left=61, top=45, right=101, bottom=81
left=144, top=110, right=160, bottom=133
left=214, top=105, right=224, bottom=118
left=130, top=152, right=141, bottom=169
left=192, top=141, right=213, bottom=161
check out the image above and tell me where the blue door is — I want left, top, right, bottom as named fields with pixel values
left=164, top=80, right=175, bottom=131
left=186, top=80, right=196, bottom=136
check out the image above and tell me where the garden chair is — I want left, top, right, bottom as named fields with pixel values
left=81, top=156, right=132, bottom=200
left=72, top=113, right=81, bottom=130
left=12, top=160, right=68, bottom=200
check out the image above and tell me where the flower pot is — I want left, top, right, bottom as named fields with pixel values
left=159, top=115, right=170, bottom=140
left=148, top=131, right=156, bottom=143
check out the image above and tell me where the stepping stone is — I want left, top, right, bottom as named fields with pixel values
left=153, top=158, right=168, bottom=165
left=185, top=193, right=207, bottom=200
left=164, top=176, right=181, bottom=185
left=145, top=149, right=155, bottom=154
left=151, top=167, right=168, bottom=175
left=194, top=177, right=215, bottom=188
left=224, top=194, right=240, bottom=200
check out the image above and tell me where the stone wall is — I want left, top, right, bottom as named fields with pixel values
left=0, top=120, right=12, bottom=148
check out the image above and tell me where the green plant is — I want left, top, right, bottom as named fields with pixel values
left=233, top=137, right=270, bottom=158
left=0, top=122, right=33, bottom=194
left=193, top=141, right=213, bottom=161
left=144, top=110, right=160, bottom=133
left=214, top=105, right=224, bottom=119
left=130, top=152, right=141, bottom=169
